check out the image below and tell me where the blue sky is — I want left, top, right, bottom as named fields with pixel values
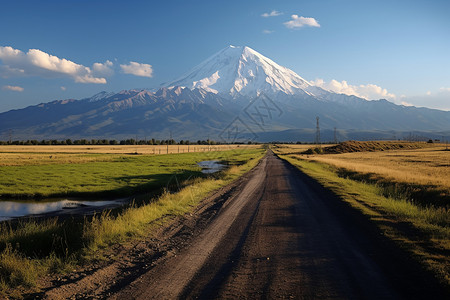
left=1, top=0, right=449, bottom=112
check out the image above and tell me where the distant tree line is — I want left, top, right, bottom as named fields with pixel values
left=0, top=138, right=259, bottom=146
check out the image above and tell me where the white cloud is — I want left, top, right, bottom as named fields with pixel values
left=0, top=46, right=107, bottom=84
left=284, top=15, right=320, bottom=29
left=27, top=49, right=84, bottom=74
left=74, top=74, right=106, bottom=84
left=312, top=80, right=449, bottom=111
left=262, top=29, right=274, bottom=34
left=262, top=10, right=282, bottom=18
left=60, top=86, right=66, bottom=91
left=2, top=85, right=24, bottom=92
left=92, top=60, right=114, bottom=76
left=311, top=78, right=396, bottom=100
left=0, top=46, right=23, bottom=63
left=120, top=61, right=153, bottom=78
left=0, top=65, right=25, bottom=78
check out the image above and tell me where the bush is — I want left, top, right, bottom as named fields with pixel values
left=303, top=147, right=323, bottom=155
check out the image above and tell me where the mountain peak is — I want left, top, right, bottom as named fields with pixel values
left=164, top=45, right=317, bottom=98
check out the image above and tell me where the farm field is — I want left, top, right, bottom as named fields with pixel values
left=275, top=142, right=450, bottom=287
left=0, top=145, right=263, bottom=199
left=0, top=144, right=258, bottom=155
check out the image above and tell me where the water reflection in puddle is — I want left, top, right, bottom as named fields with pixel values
left=197, top=160, right=225, bottom=174
left=0, top=199, right=120, bottom=221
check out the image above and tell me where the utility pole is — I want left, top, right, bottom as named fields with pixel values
left=8, top=130, right=12, bottom=144
left=315, top=116, right=320, bottom=145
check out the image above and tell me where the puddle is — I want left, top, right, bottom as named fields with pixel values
left=197, top=160, right=226, bottom=174
left=0, top=199, right=121, bottom=221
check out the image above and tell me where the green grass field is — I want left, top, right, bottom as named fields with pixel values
left=0, top=149, right=262, bottom=199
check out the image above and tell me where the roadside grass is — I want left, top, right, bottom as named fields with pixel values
left=279, top=154, right=450, bottom=286
left=0, top=148, right=265, bottom=296
left=0, top=244, right=41, bottom=296
left=334, top=168, right=449, bottom=209
left=84, top=178, right=217, bottom=252
left=0, top=148, right=261, bottom=199
left=288, top=144, right=450, bottom=209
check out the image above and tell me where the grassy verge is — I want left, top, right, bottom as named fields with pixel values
left=0, top=148, right=265, bottom=297
left=279, top=154, right=450, bottom=286
left=335, top=168, right=449, bottom=209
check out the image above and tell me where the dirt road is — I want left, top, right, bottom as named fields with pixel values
left=41, top=151, right=446, bottom=299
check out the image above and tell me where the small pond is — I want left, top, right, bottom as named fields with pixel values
left=197, top=160, right=226, bottom=174
left=0, top=199, right=122, bottom=221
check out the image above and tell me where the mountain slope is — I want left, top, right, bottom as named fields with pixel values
left=0, top=87, right=233, bottom=140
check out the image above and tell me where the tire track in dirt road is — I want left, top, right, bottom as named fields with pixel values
left=50, top=151, right=448, bottom=299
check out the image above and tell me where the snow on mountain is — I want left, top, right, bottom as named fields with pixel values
left=85, top=91, right=116, bottom=102
left=165, top=45, right=326, bottom=98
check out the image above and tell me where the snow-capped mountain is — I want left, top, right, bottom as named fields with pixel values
left=1, top=45, right=449, bottom=141
left=165, top=45, right=324, bottom=98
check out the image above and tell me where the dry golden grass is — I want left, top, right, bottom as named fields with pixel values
left=0, top=144, right=259, bottom=154
left=283, top=144, right=450, bottom=189
left=0, top=144, right=261, bottom=166
left=0, top=152, right=117, bottom=166
left=273, top=144, right=334, bottom=155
